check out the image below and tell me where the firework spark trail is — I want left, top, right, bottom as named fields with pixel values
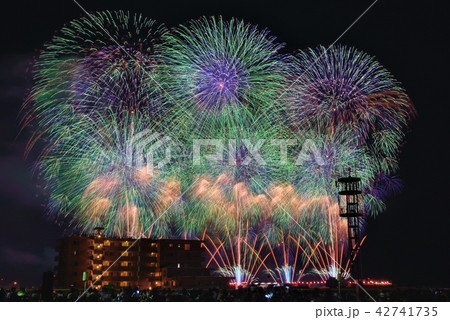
left=203, top=230, right=272, bottom=288
left=251, top=177, right=377, bottom=301
left=263, top=232, right=319, bottom=284
left=310, top=235, right=367, bottom=281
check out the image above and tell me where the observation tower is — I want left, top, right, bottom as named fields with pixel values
left=336, top=171, right=363, bottom=281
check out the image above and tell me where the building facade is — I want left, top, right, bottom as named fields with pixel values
left=54, top=229, right=229, bottom=290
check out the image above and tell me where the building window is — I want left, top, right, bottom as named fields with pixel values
left=120, top=272, right=128, bottom=277
left=73, top=250, right=77, bottom=255
left=150, top=243, right=157, bottom=247
left=184, top=244, right=190, bottom=251
left=149, top=262, right=156, bottom=267
left=150, top=252, right=157, bottom=257
left=177, top=244, right=181, bottom=248
left=103, top=261, right=110, bottom=266
left=120, top=261, right=128, bottom=267
left=122, top=241, right=129, bottom=247
left=104, top=240, right=111, bottom=246
left=169, top=243, right=173, bottom=247
left=122, top=251, right=129, bottom=257
left=120, top=281, right=128, bottom=287
left=177, top=263, right=180, bottom=268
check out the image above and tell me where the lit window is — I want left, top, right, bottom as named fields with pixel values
left=120, top=281, right=128, bottom=287
left=122, top=241, right=129, bottom=247
left=177, top=263, right=180, bottom=268
left=73, top=250, right=77, bottom=255
left=150, top=252, right=157, bottom=257
left=104, top=240, right=110, bottom=246
left=169, top=243, right=173, bottom=247
left=151, top=243, right=157, bottom=247
left=103, top=261, right=110, bottom=266
left=122, top=251, right=129, bottom=257
left=177, top=244, right=181, bottom=248
left=184, top=244, right=190, bottom=251
left=120, top=272, right=128, bottom=277
left=120, top=261, right=128, bottom=267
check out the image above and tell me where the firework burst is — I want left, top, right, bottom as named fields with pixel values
left=159, top=16, right=287, bottom=135
left=23, top=12, right=415, bottom=285
left=285, top=45, right=415, bottom=172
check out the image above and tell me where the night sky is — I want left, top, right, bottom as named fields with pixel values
left=1, top=0, right=448, bottom=288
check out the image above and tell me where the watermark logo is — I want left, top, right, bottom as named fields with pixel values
left=123, top=131, right=325, bottom=172
left=192, top=138, right=325, bottom=166
left=125, top=129, right=172, bottom=175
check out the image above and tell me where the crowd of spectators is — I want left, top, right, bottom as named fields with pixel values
left=1, top=286, right=448, bottom=302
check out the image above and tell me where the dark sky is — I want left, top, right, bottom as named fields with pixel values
left=0, top=0, right=448, bottom=288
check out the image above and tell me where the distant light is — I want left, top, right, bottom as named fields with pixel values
left=265, top=292, right=273, bottom=299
